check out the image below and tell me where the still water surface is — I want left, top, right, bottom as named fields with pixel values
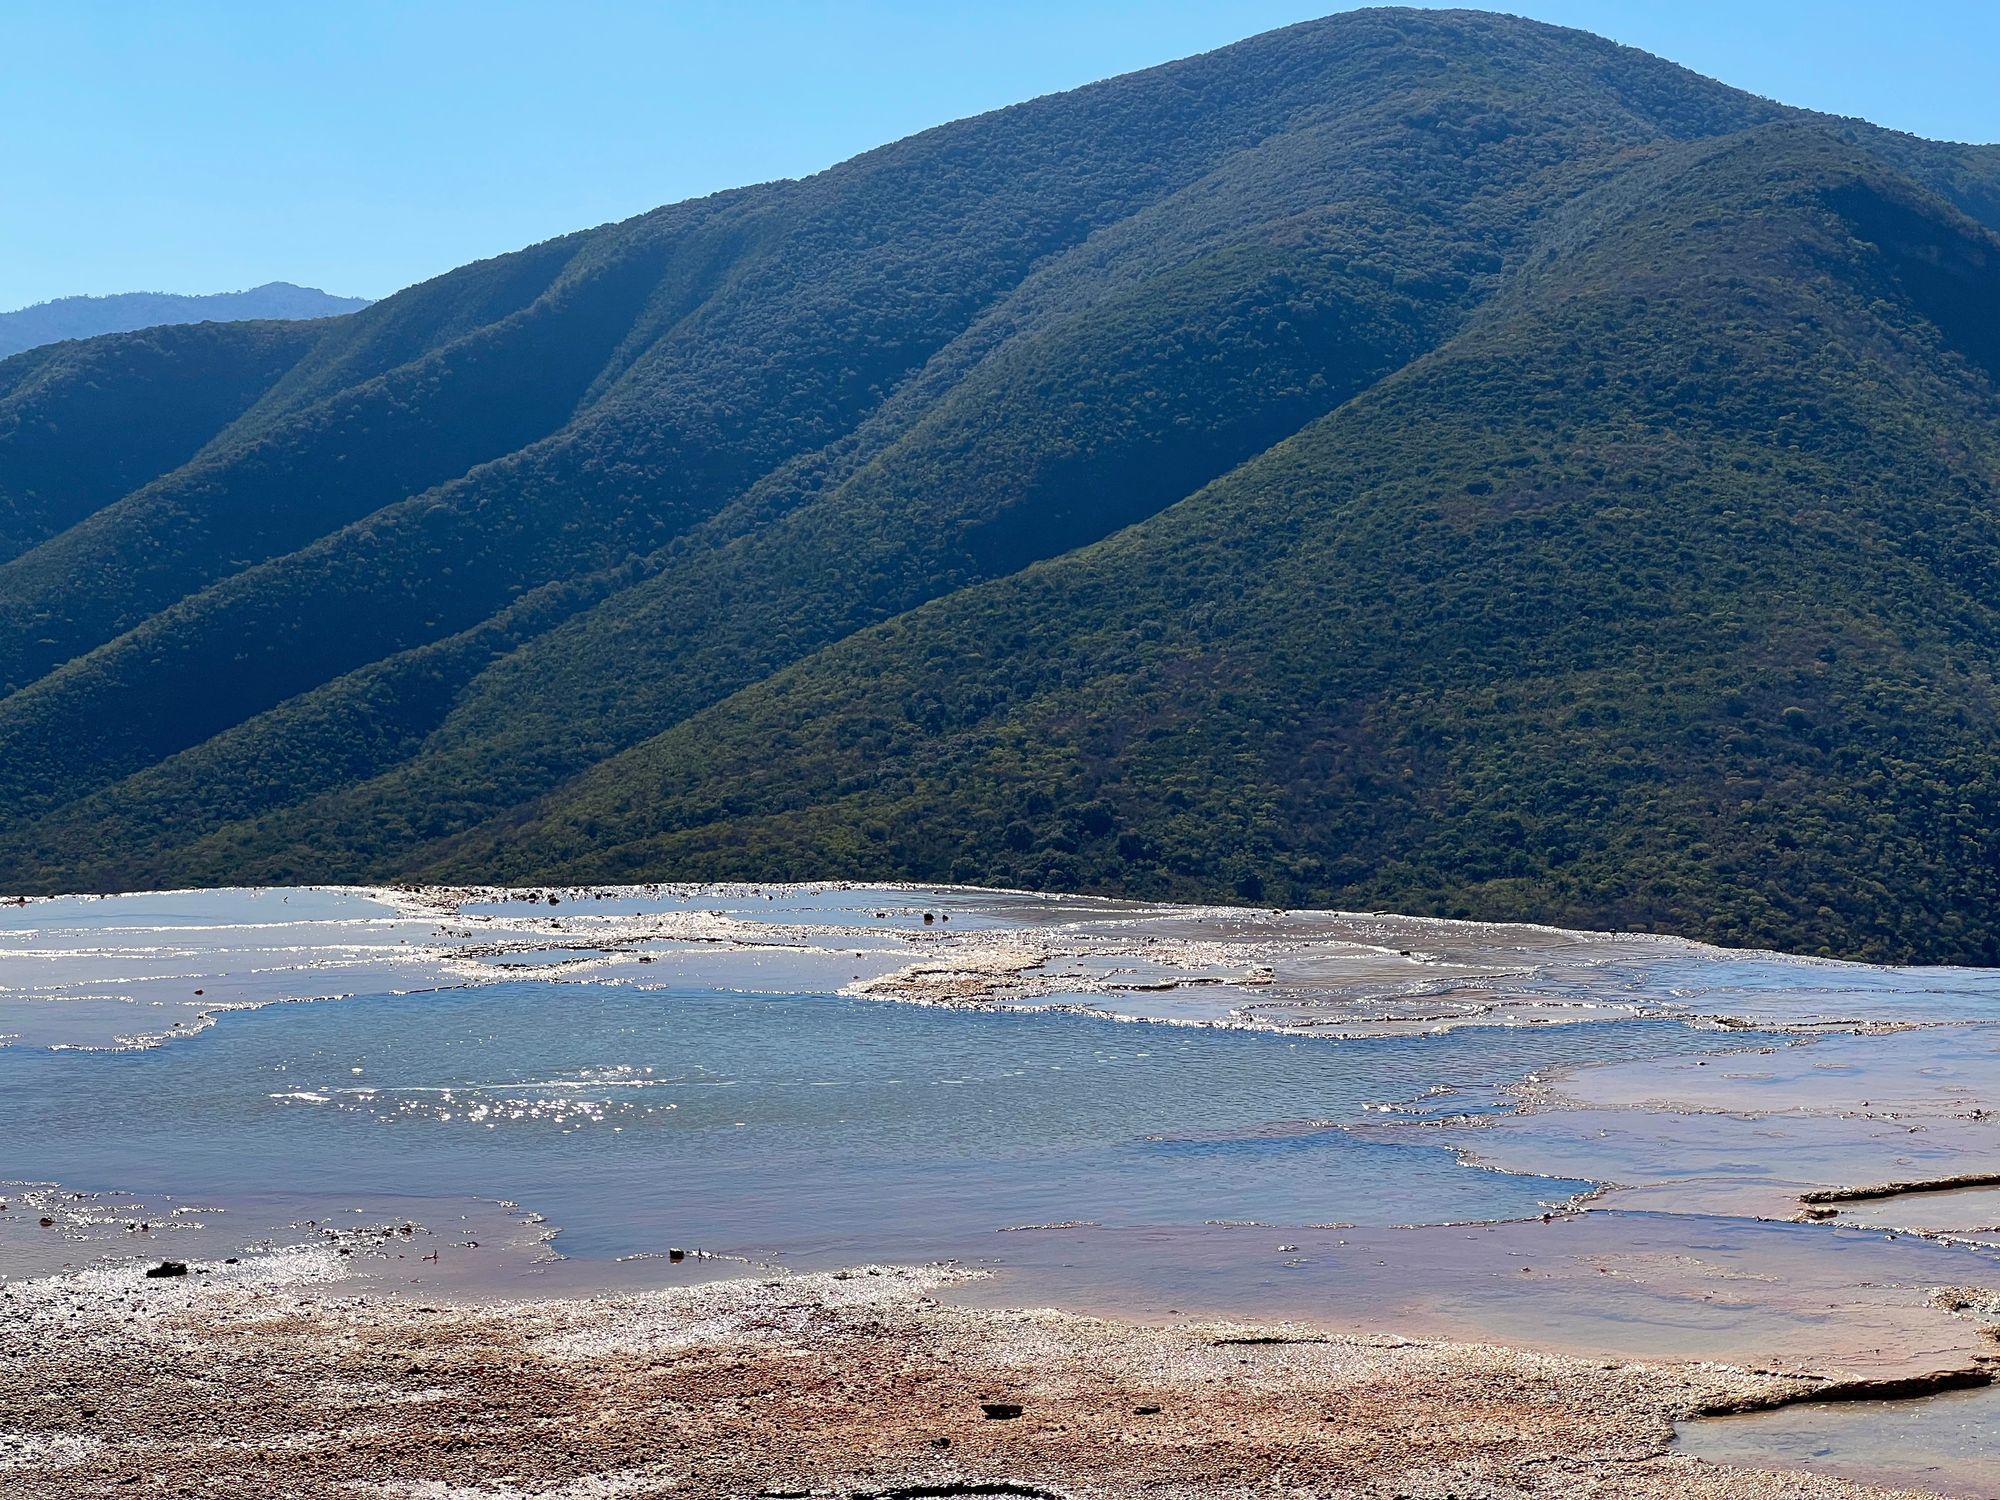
left=2, top=980, right=1758, bottom=1266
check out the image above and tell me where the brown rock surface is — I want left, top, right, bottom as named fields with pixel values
left=0, top=1255, right=1954, bottom=1500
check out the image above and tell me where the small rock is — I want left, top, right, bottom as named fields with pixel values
left=1134, top=1404, right=1163, bottom=1415
left=144, top=1261, right=189, bottom=1279
left=980, top=1401, right=1024, bottom=1420
left=668, top=1247, right=685, bottom=1263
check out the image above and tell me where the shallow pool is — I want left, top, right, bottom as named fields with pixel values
left=0, top=980, right=1756, bottom=1268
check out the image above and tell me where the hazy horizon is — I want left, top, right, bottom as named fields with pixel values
left=0, top=281, right=371, bottom=316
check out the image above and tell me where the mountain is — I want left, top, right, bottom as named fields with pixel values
left=0, top=283, right=371, bottom=360
left=1, top=8, right=1998, bottom=963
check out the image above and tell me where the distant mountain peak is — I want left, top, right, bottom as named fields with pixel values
left=0, top=283, right=371, bottom=360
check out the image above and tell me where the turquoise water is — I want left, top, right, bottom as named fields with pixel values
left=0, top=980, right=1761, bottom=1268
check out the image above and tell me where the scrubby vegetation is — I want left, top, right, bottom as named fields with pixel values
left=2, top=10, right=1999, bottom=962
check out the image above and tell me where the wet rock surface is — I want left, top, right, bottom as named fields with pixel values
left=7, top=879, right=1954, bottom=1053
left=5, top=884, right=2000, bottom=1497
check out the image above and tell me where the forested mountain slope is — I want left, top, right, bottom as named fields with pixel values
left=3, top=9, right=1998, bottom=962
left=0, top=320, right=328, bottom=562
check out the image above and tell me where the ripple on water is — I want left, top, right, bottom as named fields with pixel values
left=0, top=983, right=1757, bottom=1269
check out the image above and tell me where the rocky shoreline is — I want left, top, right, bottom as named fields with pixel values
left=0, top=1248, right=1961, bottom=1500
left=7, top=884, right=2000, bottom=1496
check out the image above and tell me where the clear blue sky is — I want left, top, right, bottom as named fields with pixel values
left=4, top=1, right=1995, bottom=310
